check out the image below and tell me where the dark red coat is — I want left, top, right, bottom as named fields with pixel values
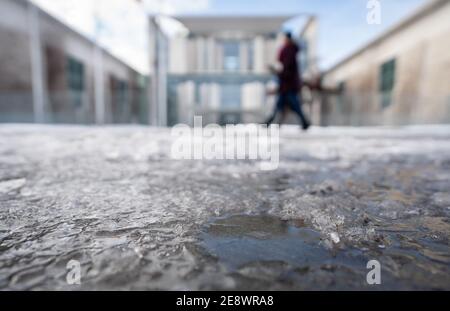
left=278, top=42, right=301, bottom=94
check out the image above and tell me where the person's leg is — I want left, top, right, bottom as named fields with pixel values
left=266, top=94, right=286, bottom=126
left=286, top=92, right=310, bottom=129
left=279, top=106, right=288, bottom=125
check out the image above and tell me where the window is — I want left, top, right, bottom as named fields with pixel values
left=110, top=76, right=129, bottom=123
left=379, top=58, right=396, bottom=108
left=337, top=81, right=346, bottom=111
left=117, top=80, right=128, bottom=109
left=66, top=56, right=84, bottom=107
left=223, top=41, right=240, bottom=72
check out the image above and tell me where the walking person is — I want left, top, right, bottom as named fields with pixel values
left=266, top=32, right=311, bottom=130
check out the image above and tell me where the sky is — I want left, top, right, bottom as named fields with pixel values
left=32, top=0, right=427, bottom=74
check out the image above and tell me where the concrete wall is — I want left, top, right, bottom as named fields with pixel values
left=0, top=0, right=147, bottom=124
left=322, top=0, right=450, bottom=126
left=0, top=0, right=34, bottom=121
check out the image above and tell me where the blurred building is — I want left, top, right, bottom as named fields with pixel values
left=149, top=15, right=318, bottom=126
left=322, top=0, right=450, bottom=126
left=0, top=0, right=148, bottom=124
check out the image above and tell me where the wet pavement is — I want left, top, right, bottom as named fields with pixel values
left=0, top=124, right=449, bottom=290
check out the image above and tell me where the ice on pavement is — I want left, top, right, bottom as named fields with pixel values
left=0, top=124, right=449, bottom=290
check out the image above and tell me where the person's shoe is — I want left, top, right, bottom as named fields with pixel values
left=302, top=123, right=311, bottom=131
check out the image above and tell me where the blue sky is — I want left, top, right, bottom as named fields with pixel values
left=34, top=0, right=428, bottom=73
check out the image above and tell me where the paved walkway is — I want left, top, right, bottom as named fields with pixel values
left=0, top=125, right=449, bottom=290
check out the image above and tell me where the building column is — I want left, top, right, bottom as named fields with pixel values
left=93, top=46, right=105, bottom=125
left=93, top=2, right=106, bottom=125
left=28, top=2, right=45, bottom=123
left=240, top=42, right=249, bottom=72
left=148, top=17, right=168, bottom=127
left=207, top=37, right=216, bottom=72
left=254, top=36, right=265, bottom=74
left=148, top=17, right=158, bottom=126
left=196, top=36, right=206, bottom=72
left=157, top=30, right=168, bottom=127
left=216, top=43, right=224, bottom=71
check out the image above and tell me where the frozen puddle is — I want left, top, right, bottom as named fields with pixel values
left=201, top=215, right=366, bottom=270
